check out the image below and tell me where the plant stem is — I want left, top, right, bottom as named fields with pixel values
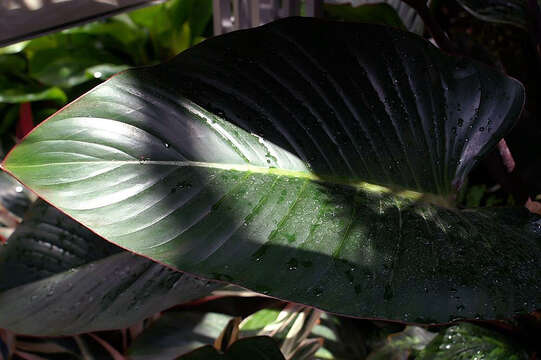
left=497, top=139, right=515, bottom=173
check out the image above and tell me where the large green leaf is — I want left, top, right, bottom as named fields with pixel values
left=456, top=0, right=540, bottom=29
left=2, top=18, right=539, bottom=323
left=0, top=200, right=219, bottom=335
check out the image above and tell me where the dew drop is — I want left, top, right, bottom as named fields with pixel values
left=164, top=143, right=170, bottom=148
left=287, top=258, right=298, bottom=271
left=479, top=127, right=485, bottom=132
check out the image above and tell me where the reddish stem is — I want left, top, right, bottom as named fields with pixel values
left=16, top=102, right=34, bottom=140
left=497, top=139, right=515, bottom=173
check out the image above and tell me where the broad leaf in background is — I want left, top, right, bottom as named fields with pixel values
left=129, top=0, right=213, bottom=58
left=3, top=18, right=540, bottom=323
left=128, top=312, right=233, bottom=360
left=456, top=0, right=541, bottom=29
left=0, top=200, right=220, bottom=335
left=326, top=0, right=424, bottom=34
left=28, top=47, right=125, bottom=89
left=61, top=14, right=148, bottom=64
left=417, top=323, right=529, bottom=359
left=179, top=336, right=285, bottom=360
left=0, top=54, right=66, bottom=104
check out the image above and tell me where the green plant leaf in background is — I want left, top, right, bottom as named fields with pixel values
left=239, top=308, right=281, bottom=333
left=61, top=14, right=148, bottom=62
left=179, top=336, right=285, bottom=360
left=28, top=47, right=125, bottom=88
left=0, top=200, right=220, bottom=335
left=240, top=304, right=323, bottom=358
left=129, top=0, right=212, bottom=59
left=128, top=312, right=233, bottom=360
left=417, top=323, right=529, bottom=359
left=3, top=18, right=540, bottom=324
left=0, top=54, right=66, bottom=104
left=455, top=0, right=541, bottom=29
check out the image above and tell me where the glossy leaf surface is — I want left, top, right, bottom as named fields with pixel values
left=3, top=18, right=539, bottom=322
left=456, top=0, right=540, bottom=28
left=0, top=201, right=219, bottom=335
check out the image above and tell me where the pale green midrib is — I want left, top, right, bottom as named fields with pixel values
left=4, top=159, right=449, bottom=203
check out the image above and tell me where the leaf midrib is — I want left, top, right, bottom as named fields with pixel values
left=4, top=159, right=447, bottom=204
